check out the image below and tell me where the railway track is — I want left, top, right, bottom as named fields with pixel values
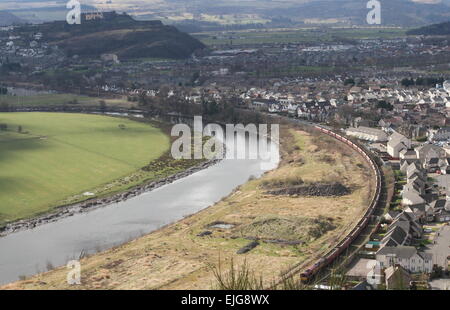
left=265, top=119, right=385, bottom=285
left=295, top=125, right=384, bottom=283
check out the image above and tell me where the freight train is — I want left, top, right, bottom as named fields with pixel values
left=300, top=125, right=382, bottom=283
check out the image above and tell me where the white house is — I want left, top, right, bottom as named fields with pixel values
left=387, top=132, right=411, bottom=158
left=415, top=144, right=446, bottom=162
left=345, top=126, right=388, bottom=142
left=376, top=246, right=433, bottom=274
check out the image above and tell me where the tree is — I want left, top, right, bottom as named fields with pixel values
left=401, top=78, right=414, bottom=87
left=357, top=78, right=366, bottom=86
left=99, top=100, right=107, bottom=112
left=344, top=78, right=355, bottom=86
left=431, top=265, right=444, bottom=280
left=377, top=100, right=393, bottom=111
left=0, top=102, right=9, bottom=112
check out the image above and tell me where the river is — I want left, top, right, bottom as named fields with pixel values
left=0, top=128, right=279, bottom=285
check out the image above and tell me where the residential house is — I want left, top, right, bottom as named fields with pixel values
left=423, top=157, right=440, bottom=173
left=403, top=178, right=425, bottom=196
left=399, top=149, right=418, bottom=161
left=438, top=158, right=450, bottom=175
left=251, top=99, right=278, bottom=111
left=381, top=211, right=423, bottom=247
left=427, top=199, right=446, bottom=222
left=406, top=162, right=426, bottom=182
left=384, top=265, right=411, bottom=290
left=387, top=132, right=411, bottom=158
left=428, top=127, right=450, bottom=142
left=381, top=224, right=410, bottom=247
left=384, top=210, right=400, bottom=223
left=402, top=190, right=426, bottom=211
left=415, top=144, right=446, bottom=162
left=376, top=246, right=433, bottom=274
left=345, top=126, right=388, bottom=142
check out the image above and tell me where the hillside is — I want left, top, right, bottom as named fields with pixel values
left=0, top=11, right=25, bottom=26
left=407, top=20, right=450, bottom=35
left=18, top=12, right=205, bottom=59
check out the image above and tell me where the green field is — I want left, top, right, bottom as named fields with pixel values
left=0, top=112, right=170, bottom=225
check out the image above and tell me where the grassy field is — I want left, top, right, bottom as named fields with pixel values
left=0, top=112, right=170, bottom=226
left=194, top=27, right=407, bottom=46
left=3, top=126, right=375, bottom=290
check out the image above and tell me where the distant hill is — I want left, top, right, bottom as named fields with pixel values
left=3, top=0, right=450, bottom=27
left=17, top=12, right=205, bottom=59
left=124, top=0, right=450, bottom=27
left=407, top=20, right=450, bottom=35
left=0, top=11, right=25, bottom=26
left=259, top=0, right=450, bottom=26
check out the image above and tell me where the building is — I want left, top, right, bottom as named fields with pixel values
left=101, top=53, right=120, bottom=64
left=345, top=258, right=378, bottom=282
left=415, top=144, right=446, bottom=162
left=345, top=126, right=388, bottom=142
left=402, top=190, right=426, bottom=208
left=387, top=132, right=411, bottom=158
left=376, top=246, right=433, bottom=274
left=428, top=127, right=450, bottom=142
left=384, top=265, right=411, bottom=290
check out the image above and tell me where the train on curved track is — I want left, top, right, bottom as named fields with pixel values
left=300, top=125, right=383, bottom=283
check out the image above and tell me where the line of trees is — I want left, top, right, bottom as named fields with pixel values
left=0, top=123, right=24, bottom=133
left=401, top=77, right=445, bottom=88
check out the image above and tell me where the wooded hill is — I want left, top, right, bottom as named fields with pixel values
left=407, top=21, right=450, bottom=36
left=18, top=12, right=205, bottom=59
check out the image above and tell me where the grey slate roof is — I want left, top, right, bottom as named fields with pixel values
left=418, top=252, right=432, bottom=261
left=403, top=190, right=426, bottom=205
left=377, top=246, right=417, bottom=259
left=382, top=226, right=408, bottom=246
left=388, top=132, right=409, bottom=148
left=430, top=199, right=446, bottom=210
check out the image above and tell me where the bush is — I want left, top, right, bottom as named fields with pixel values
left=260, top=176, right=304, bottom=189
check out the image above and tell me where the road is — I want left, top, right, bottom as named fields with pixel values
left=425, top=225, right=450, bottom=268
